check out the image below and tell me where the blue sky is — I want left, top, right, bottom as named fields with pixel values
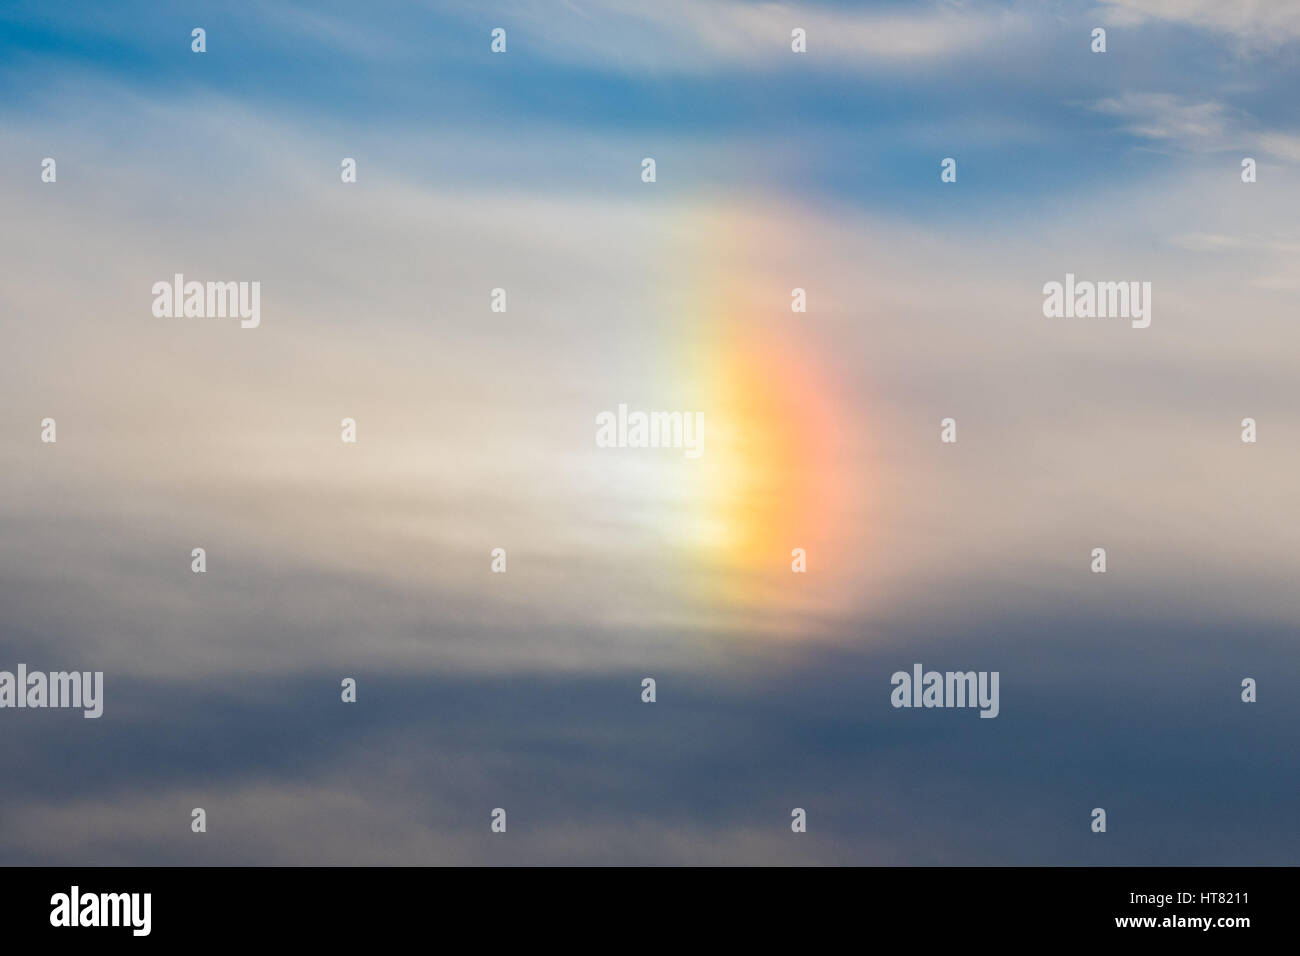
left=5, top=0, right=1297, bottom=214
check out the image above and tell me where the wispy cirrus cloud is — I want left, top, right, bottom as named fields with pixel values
left=1100, top=0, right=1300, bottom=45
left=1091, top=92, right=1300, bottom=162
left=1093, top=92, right=1231, bottom=145
left=439, top=0, right=1029, bottom=73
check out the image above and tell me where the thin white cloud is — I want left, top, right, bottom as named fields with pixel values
left=1257, top=131, right=1300, bottom=162
left=451, top=0, right=1027, bottom=72
left=1092, top=92, right=1300, bottom=163
left=1171, top=232, right=1300, bottom=254
left=1100, top=0, right=1300, bottom=45
left=1092, top=92, right=1232, bottom=147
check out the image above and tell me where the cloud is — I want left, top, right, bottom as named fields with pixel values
left=1171, top=232, right=1300, bottom=254
left=1100, top=0, right=1300, bottom=45
left=3, top=0, right=1300, bottom=866
left=1092, top=92, right=1232, bottom=147
left=1257, top=131, right=1300, bottom=162
left=1091, top=92, right=1300, bottom=163
left=6, top=92, right=1300, bottom=683
left=447, top=0, right=1027, bottom=73
left=2, top=638, right=1297, bottom=865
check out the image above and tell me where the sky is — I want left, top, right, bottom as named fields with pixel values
left=0, top=0, right=1298, bottom=864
